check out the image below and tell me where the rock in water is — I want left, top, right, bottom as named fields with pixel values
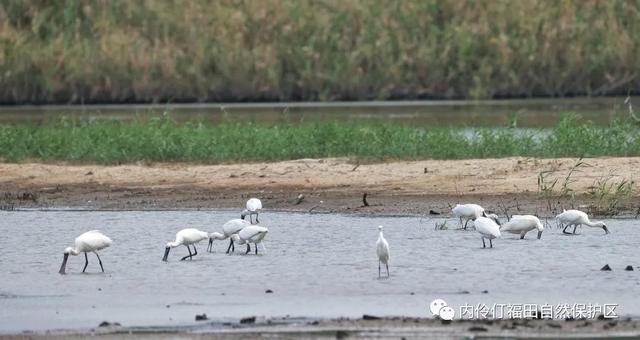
left=601, top=264, right=612, bottom=271
left=240, top=316, right=256, bottom=324
left=625, top=265, right=634, bottom=271
left=195, top=314, right=208, bottom=321
left=362, top=314, right=381, bottom=320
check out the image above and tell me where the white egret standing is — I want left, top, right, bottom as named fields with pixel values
left=376, top=226, right=390, bottom=277
left=207, top=218, right=251, bottom=254
left=473, top=216, right=501, bottom=248
left=162, top=228, right=211, bottom=261
left=230, top=225, right=268, bottom=255
left=452, top=204, right=485, bottom=229
left=500, top=215, right=544, bottom=239
left=556, top=209, right=609, bottom=235
left=241, top=198, right=262, bottom=224
left=58, top=230, right=112, bottom=274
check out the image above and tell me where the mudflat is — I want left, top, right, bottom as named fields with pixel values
left=1, top=157, right=638, bottom=216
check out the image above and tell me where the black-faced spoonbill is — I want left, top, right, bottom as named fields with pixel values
left=500, top=215, right=544, bottom=239
left=376, top=226, right=390, bottom=277
left=556, top=209, right=609, bottom=235
left=162, top=228, right=211, bottom=261
left=58, top=230, right=112, bottom=274
left=241, top=198, right=262, bottom=224
left=473, top=216, right=501, bottom=248
left=452, top=204, right=485, bottom=229
left=230, top=225, right=268, bottom=254
left=207, top=218, right=250, bottom=253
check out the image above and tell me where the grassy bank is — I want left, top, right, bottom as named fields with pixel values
left=0, top=115, right=638, bottom=162
left=1, top=1, right=639, bottom=104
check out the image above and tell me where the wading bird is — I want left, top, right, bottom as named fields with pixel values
left=162, top=228, right=211, bottom=261
left=473, top=216, right=501, bottom=248
left=58, top=230, right=112, bottom=275
left=230, top=225, right=268, bottom=255
left=500, top=215, right=544, bottom=239
left=556, top=209, right=609, bottom=235
left=207, top=218, right=251, bottom=253
left=452, top=204, right=485, bottom=229
left=376, top=225, right=390, bottom=278
left=241, top=198, right=262, bottom=224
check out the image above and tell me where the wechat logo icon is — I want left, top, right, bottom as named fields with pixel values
left=430, top=298, right=455, bottom=320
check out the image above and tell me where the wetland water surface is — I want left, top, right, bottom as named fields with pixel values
left=0, top=210, right=638, bottom=333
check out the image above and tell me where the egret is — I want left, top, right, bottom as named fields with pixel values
left=452, top=204, right=485, bottom=229
left=207, top=218, right=250, bottom=254
left=556, top=209, right=609, bottom=235
left=376, top=226, right=390, bottom=277
left=58, top=230, right=112, bottom=275
left=230, top=225, right=268, bottom=255
left=241, top=198, right=262, bottom=224
left=162, top=228, right=211, bottom=261
left=500, top=215, right=544, bottom=239
left=473, top=216, right=501, bottom=248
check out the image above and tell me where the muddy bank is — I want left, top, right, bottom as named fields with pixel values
left=5, top=316, right=640, bottom=339
left=1, top=157, right=638, bottom=216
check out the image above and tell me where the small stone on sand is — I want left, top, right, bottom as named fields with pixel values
left=601, top=264, right=612, bottom=271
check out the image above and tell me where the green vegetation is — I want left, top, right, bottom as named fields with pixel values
left=1, top=1, right=639, bottom=104
left=0, top=115, right=639, bottom=163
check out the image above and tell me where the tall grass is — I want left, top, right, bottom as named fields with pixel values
left=0, top=115, right=638, bottom=163
left=1, top=1, right=639, bottom=104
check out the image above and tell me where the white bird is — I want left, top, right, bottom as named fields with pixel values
left=473, top=216, right=501, bottom=248
left=58, top=230, right=112, bottom=274
left=241, top=198, right=262, bottom=224
left=556, top=209, right=609, bottom=235
left=500, top=215, right=544, bottom=239
left=230, top=225, right=268, bottom=255
left=376, top=225, right=390, bottom=277
left=162, top=228, right=211, bottom=261
left=207, top=218, right=251, bottom=253
left=452, top=204, right=485, bottom=229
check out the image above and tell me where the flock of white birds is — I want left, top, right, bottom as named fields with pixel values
left=57, top=198, right=609, bottom=278
left=451, top=203, right=610, bottom=250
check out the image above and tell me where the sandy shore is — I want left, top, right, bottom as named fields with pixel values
left=1, top=157, right=638, bottom=216
left=4, top=316, right=639, bottom=339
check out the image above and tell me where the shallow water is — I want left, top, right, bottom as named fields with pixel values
left=0, top=97, right=630, bottom=127
left=0, top=210, right=638, bottom=333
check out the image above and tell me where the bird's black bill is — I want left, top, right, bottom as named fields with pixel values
left=537, top=231, right=543, bottom=239
left=162, top=247, right=170, bottom=261
left=58, top=253, right=69, bottom=275
left=603, top=226, right=610, bottom=234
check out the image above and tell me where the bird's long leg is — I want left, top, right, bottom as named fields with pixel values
left=572, top=225, right=578, bottom=234
left=378, top=261, right=381, bottom=278
left=192, top=244, right=198, bottom=258
left=385, top=263, right=389, bottom=277
left=256, top=214, right=260, bottom=224
left=181, top=245, right=193, bottom=261
left=245, top=244, right=251, bottom=254
left=83, top=253, right=89, bottom=272
left=464, top=219, right=469, bottom=230
left=482, top=238, right=486, bottom=248
left=207, top=238, right=213, bottom=252
left=490, top=239, right=493, bottom=248
left=95, top=252, right=104, bottom=272
left=562, top=224, right=572, bottom=234
left=226, top=239, right=234, bottom=254
left=459, top=217, right=463, bottom=229
left=255, top=243, right=258, bottom=255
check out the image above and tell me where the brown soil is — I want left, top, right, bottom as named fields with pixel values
left=1, top=157, right=638, bottom=217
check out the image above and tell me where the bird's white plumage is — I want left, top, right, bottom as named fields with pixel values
left=376, top=226, right=390, bottom=277
left=500, top=215, right=543, bottom=239
left=452, top=204, right=485, bottom=228
left=72, top=230, right=113, bottom=253
left=474, top=216, right=501, bottom=240
left=236, top=225, right=269, bottom=244
left=556, top=209, right=609, bottom=234
left=167, top=228, right=209, bottom=247
left=223, top=219, right=251, bottom=237
left=246, top=198, right=262, bottom=212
